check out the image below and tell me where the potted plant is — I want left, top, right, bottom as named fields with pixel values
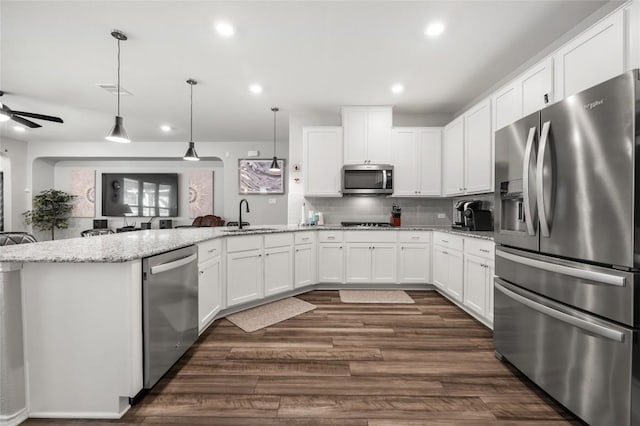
left=23, top=189, right=76, bottom=240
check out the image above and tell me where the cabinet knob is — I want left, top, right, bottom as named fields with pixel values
left=199, top=270, right=204, bottom=275
left=459, top=188, right=463, bottom=191
left=372, top=246, right=375, bottom=250
left=339, top=246, right=343, bottom=249
left=401, top=246, right=404, bottom=250
left=265, top=253, right=269, bottom=256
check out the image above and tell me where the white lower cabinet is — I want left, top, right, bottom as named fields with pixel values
left=318, top=243, right=344, bottom=283
left=264, top=246, right=293, bottom=296
left=371, top=244, right=397, bottom=283
left=398, top=243, right=431, bottom=283
left=198, top=256, right=222, bottom=334
left=345, top=243, right=372, bottom=283
left=227, top=249, right=263, bottom=307
left=432, top=245, right=464, bottom=302
left=294, top=243, right=316, bottom=288
left=463, top=253, right=488, bottom=317
left=345, top=243, right=397, bottom=283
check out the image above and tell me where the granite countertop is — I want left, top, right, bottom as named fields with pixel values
left=0, top=225, right=494, bottom=263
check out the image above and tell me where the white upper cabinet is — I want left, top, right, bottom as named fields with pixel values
left=554, top=9, right=625, bottom=100
left=342, top=106, right=392, bottom=164
left=464, top=99, right=492, bottom=194
left=303, top=127, right=343, bottom=197
left=443, top=117, right=465, bottom=196
left=493, top=58, right=554, bottom=132
left=391, top=127, right=442, bottom=197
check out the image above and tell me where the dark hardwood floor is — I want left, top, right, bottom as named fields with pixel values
left=25, top=290, right=581, bottom=425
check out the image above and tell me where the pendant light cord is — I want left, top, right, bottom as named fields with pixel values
left=273, top=109, right=276, bottom=156
left=116, top=38, right=121, bottom=116
left=190, top=82, right=194, bottom=142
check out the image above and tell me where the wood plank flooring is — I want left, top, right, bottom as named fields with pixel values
left=25, top=290, right=581, bottom=425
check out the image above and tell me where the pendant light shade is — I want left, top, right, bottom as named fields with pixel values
left=269, top=107, right=280, bottom=172
left=106, top=30, right=130, bottom=143
left=183, top=79, right=200, bottom=161
left=106, top=116, right=129, bottom=143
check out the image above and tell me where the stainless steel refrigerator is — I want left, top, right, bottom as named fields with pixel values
left=494, top=69, right=640, bottom=426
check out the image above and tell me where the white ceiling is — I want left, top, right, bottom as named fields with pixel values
left=0, top=0, right=610, bottom=144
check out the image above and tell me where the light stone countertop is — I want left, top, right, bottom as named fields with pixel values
left=0, top=225, right=494, bottom=263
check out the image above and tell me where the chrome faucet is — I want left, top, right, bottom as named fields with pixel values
left=239, top=199, right=250, bottom=229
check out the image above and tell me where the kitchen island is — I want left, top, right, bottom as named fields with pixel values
left=0, top=225, right=493, bottom=423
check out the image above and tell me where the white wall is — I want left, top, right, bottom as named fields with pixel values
left=0, top=137, right=29, bottom=232
left=23, top=140, right=288, bottom=239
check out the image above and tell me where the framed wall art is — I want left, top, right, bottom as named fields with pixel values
left=238, top=159, right=285, bottom=194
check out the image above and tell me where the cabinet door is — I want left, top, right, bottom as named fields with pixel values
left=464, top=100, right=492, bottom=194
left=264, top=246, right=293, bottom=296
left=371, top=243, right=397, bottom=283
left=521, top=58, right=553, bottom=116
left=303, top=127, right=343, bottom=196
left=367, top=108, right=392, bottom=163
left=227, top=250, right=263, bottom=307
left=463, top=254, right=487, bottom=317
left=432, top=246, right=448, bottom=290
left=492, top=82, right=522, bottom=132
left=391, top=129, right=419, bottom=196
left=198, top=257, right=222, bottom=333
left=446, top=249, right=464, bottom=303
left=418, top=128, right=442, bottom=196
left=554, top=10, right=625, bottom=100
left=443, top=117, right=465, bottom=196
left=318, top=243, right=344, bottom=283
left=345, top=243, right=372, bottom=283
left=398, top=243, right=430, bottom=283
left=294, top=243, right=316, bottom=288
left=343, top=108, right=368, bottom=164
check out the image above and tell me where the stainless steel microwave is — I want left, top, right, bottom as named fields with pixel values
left=341, top=164, right=393, bottom=195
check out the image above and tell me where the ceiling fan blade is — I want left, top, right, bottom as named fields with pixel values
left=12, top=111, right=63, bottom=123
left=11, top=115, right=42, bottom=128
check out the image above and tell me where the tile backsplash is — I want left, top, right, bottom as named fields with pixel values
left=304, top=197, right=455, bottom=226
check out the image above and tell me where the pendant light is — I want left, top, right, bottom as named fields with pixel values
left=183, top=79, right=200, bottom=161
left=106, top=30, right=130, bottom=143
left=269, top=107, right=280, bottom=172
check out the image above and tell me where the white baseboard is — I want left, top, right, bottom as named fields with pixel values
left=0, top=408, right=28, bottom=426
left=27, top=403, right=129, bottom=420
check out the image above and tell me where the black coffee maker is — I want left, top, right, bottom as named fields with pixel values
left=453, top=201, right=467, bottom=229
left=463, top=201, right=493, bottom=231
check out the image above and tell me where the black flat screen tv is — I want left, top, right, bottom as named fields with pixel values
left=102, top=173, right=179, bottom=217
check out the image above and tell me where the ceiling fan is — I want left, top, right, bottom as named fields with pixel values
left=0, top=91, right=64, bottom=128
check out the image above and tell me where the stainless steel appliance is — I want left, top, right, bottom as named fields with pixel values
left=142, top=245, right=198, bottom=388
left=341, top=164, right=393, bottom=195
left=494, top=70, right=640, bottom=426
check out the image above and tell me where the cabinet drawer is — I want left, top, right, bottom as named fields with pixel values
left=295, top=231, right=316, bottom=245
left=198, top=239, right=222, bottom=262
left=398, top=231, right=431, bottom=243
left=264, top=233, right=294, bottom=249
left=344, top=231, right=397, bottom=243
left=464, top=238, right=494, bottom=258
left=433, top=232, right=463, bottom=251
left=227, top=235, right=262, bottom=253
left=318, top=230, right=343, bottom=243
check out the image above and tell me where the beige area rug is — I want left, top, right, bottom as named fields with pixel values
left=226, top=297, right=317, bottom=333
left=339, top=290, right=415, bottom=304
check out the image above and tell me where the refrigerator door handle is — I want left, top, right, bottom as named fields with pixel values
left=522, top=126, right=537, bottom=236
left=536, top=121, right=551, bottom=237
left=495, top=280, right=625, bottom=343
left=496, top=250, right=626, bottom=287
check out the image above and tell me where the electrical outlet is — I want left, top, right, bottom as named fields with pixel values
left=437, top=213, right=446, bottom=219
left=268, top=198, right=276, bottom=204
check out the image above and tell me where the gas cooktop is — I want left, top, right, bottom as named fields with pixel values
left=340, top=221, right=393, bottom=228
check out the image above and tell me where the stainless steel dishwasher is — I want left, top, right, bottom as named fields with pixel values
left=142, top=245, right=198, bottom=388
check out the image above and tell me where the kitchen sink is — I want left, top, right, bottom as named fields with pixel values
left=221, top=227, right=278, bottom=233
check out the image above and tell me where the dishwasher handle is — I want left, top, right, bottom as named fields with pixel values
left=150, top=253, right=198, bottom=275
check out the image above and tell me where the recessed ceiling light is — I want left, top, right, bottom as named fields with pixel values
left=13, top=125, right=25, bottom=132
left=249, top=84, right=263, bottom=94
left=391, top=84, right=404, bottom=94
left=160, top=125, right=172, bottom=132
left=425, top=21, right=445, bottom=38
left=215, top=21, right=235, bottom=37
